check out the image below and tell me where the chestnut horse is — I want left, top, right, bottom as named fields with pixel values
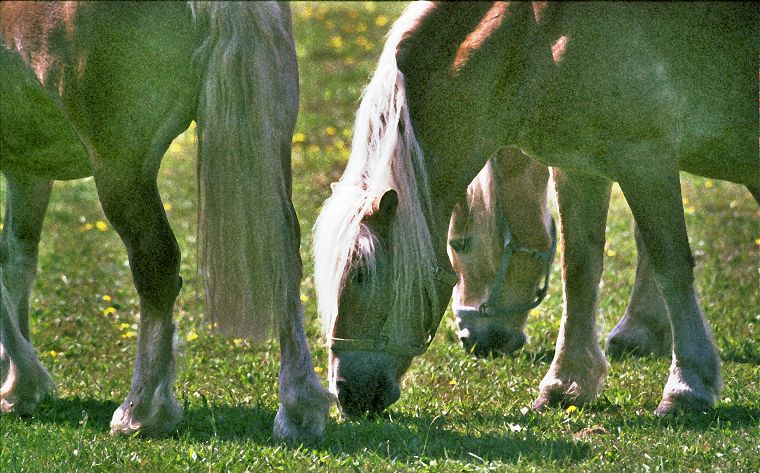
left=314, top=2, right=758, bottom=416
left=448, top=148, right=759, bottom=358
left=0, top=2, right=331, bottom=440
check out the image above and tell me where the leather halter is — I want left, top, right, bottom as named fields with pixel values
left=329, top=264, right=458, bottom=358
left=468, top=217, right=557, bottom=318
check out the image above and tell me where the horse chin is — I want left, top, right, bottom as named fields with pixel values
left=329, top=350, right=407, bottom=417
left=455, top=309, right=527, bottom=357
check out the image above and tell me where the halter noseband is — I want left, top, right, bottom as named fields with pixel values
left=329, top=264, right=458, bottom=358
left=468, top=217, right=557, bottom=319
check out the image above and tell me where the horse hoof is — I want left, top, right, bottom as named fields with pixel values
left=655, top=394, right=712, bottom=416
left=109, top=396, right=183, bottom=437
left=0, top=365, right=56, bottom=415
left=273, top=387, right=334, bottom=443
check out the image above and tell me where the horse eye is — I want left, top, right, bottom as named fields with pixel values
left=449, top=237, right=471, bottom=253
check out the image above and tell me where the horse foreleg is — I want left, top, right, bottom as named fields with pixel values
left=93, top=168, right=183, bottom=436
left=619, top=166, right=721, bottom=415
left=607, top=222, right=672, bottom=358
left=534, top=169, right=610, bottom=410
left=0, top=172, right=55, bottom=414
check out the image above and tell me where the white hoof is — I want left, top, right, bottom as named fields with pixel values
left=656, top=363, right=721, bottom=416
left=109, top=388, right=183, bottom=437
left=0, top=361, right=56, bottom=415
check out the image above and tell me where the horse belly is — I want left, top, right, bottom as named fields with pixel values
left=0, top=47, right=91, bottom=180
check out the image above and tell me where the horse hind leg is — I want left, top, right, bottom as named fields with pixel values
left=606, top=221, right=672, bottom=359
left=92, top=165, right=184, bottom=437
left=0, top=172, right=56, bottom=415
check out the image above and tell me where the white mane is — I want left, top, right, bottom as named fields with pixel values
left=313, top=2, right=441, bottom=340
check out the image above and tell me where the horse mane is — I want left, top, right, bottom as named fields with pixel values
left=313, top=2, right=442, bottom=340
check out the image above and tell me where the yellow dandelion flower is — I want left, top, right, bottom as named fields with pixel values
left=314, top=366, right=324, bottom=374
left=566, top=405, right=578, bottom=413
left=103, top=307, right=117, bottom=316
left=704, top=180, right=714, bottom=189
left=163, top=203, right=172, bottom=211
left=122, top=331, right=137, bottom=339
left=102, top=295, right=112, bottom=302
left=335, top=139, right=345, bottom=150
left=685, top=206, right=696, bottom=215
left=292, top=132, right=306, bottom=143
left=754, top=238, right=760, bottom=246
left=330, top=35, right=344, bottom=50
left=186, top=331, right=199, bottom=342
left=682, top=197, right=689, bottom=205
left=0, top=223, right=3, bottom=231
left=530, top=308, right=541, bottom=317
left=233, top=338, right=244, bottom=347
left=325, top=126, right=336, bottom=136
left=81, top=223, right=94, bottom=232
left=449, top=379, right=457, bottom=386
left=119, top=323, right=131, bottom=330
left=357, top=22, right=368, bottom=33
left=95, top=221, right=108, bottom=232
left=375, top=15, right=389, bottom=27
left=300, top=293, right=309, bottom=302
left=606, top=249, right=617, bottom=257
left=49, top=350, right=58, bottom=358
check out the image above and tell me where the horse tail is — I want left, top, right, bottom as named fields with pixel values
left=191, top=2, right=300, bottom=340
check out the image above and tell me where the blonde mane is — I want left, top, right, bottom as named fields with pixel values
left=313, top=2, right=441, bottom=342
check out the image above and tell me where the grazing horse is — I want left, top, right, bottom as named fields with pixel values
left=448, top=148, right=760, bottom=358
left=0, top=2, right=332, bottom=440
left=313, top=2, right=758, bottom=417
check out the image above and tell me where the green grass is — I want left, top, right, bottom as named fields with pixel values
left=2, top=2, right=759, bottom=471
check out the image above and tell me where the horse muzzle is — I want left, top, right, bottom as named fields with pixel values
left=455, top=308, right=527, bottom=357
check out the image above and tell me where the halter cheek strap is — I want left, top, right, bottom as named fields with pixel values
left=475, top=217, right=557, bottom=318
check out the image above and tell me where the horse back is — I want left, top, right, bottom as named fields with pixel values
left=525, top=3, right=759, bottom=184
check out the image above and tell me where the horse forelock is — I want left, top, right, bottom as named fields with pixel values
left=313, top=2, right=442, bottom=342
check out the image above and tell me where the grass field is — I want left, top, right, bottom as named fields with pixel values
left=2, top=3, right=759, bottom=471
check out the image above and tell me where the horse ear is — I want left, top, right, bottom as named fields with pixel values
left=367, top=189, right=398, bottom=236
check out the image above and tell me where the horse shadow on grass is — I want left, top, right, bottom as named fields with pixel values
left=20, top=395, right=760, bottom=464
left=22, top=395, right=587, bottom=464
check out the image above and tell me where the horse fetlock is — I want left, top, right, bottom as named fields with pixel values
left=110, top=384, right=182, bottom=436
left=535, top=348, right=608, bottom=410
left=0, top=359, right=56, bottom=415
left=657, top=363, right=722, bottom=416
left=274, top=381, right=334, bottom=442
